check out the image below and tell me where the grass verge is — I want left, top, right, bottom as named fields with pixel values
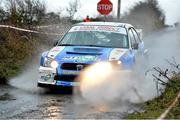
left=128, top=74, right=180, bottom=119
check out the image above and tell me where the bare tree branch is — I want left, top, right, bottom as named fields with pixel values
left=66, top=0, right=80, bottom=20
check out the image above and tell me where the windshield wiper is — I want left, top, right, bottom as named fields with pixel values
left=58, top=44, right=76, bottom=46
left=80, top=45, right=113, bottom=48
left=58, top=44, right=113, bottom=48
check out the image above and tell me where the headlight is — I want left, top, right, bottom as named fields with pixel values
left=109, top=60, right=122, bottom=70
left=110, top=60, right=122, bottom=65
left=44, top=57, right=58, bottom=69
left=84, top=62, right=113, bottom=80
left=79, top=62, right=114, bottom=91
left=50, top=60, right=58, bottom=69
left=82, top=62, right=113, bottom=85
left=117, top=60, right=122, bottom=65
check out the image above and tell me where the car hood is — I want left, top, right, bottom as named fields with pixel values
left=47, top=46, right=128, bottom=64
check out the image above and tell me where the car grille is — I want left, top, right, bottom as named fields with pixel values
left=61, top=63, right=89, bottom=70
left=54, top=75, right=76, bottom=82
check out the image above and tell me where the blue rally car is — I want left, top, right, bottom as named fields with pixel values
left=38, top=22, right=147, bottom=88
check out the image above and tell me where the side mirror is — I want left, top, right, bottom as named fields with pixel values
left=136, top=29, right=143, bottom=40
left=53, top=40, right=59, bottom=46
left=133, top=43, right=139, bottom=49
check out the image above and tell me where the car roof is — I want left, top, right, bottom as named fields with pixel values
left=74, top=22, right=134, bottom=29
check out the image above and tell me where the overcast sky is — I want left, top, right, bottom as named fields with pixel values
left=45, top=0, right=179, bottom=25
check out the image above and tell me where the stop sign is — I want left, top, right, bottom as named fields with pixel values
left=97, top=0, right=113, bottom=15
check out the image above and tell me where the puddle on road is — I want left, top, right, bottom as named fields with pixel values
left=0, top=85, right=16, bottom=101
left=0, top=93, right=15, bottom=101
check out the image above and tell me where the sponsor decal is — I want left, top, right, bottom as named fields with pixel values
left=47, top=46, right=65, bottom=59
left=62, top=71, right=79, bottom=75
left=41, top=74, right=54, bottom=81
left=63, top=56, right=98, bottom=62
left=51, top=47, right=61, bottom=52
left=69, top=26, right=127, bottom=35
left=79, top=26, right=96, bottom=31
left=97, top=26, right=117, bottom=32
left=109, top=48, right=127, bottom=60
left=56, top=81, right=80, bottom=86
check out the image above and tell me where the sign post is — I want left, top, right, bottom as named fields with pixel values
left=117, top=0, right=121, bottom=19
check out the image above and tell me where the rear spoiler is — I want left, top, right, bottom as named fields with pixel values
left=136, top=29, right=143, bottom=40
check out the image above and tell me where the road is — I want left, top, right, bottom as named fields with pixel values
left=0, top=27, right=179, bottom=119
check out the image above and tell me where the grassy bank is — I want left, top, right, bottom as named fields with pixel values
left=0, top=28, right=50, bottom=84
left=128, top=72, right=180, bottom=119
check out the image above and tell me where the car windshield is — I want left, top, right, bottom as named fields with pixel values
left=58, top=26, right=129, bottom=48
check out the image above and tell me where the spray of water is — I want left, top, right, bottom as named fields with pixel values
left=76, top=62, right=148, bottom=103
left=9, top=64, right=39, bottom=92
left=72, top=27, right=180, bottom=117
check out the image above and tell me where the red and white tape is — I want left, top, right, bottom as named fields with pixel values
left=157, top=92, right=180, bottom=120
left=0, top=25, right=62, bottom=36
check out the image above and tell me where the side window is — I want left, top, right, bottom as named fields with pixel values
left=131, top=28, right=140, bottom=43
left=128, top=29, right=136, bottom=48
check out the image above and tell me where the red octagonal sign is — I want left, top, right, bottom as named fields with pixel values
left=97, top=0, right=113, bottom=15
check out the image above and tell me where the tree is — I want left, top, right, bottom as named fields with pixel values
left=0, top=0, right=7, bottom=22
left=42, top=12, right=60, bottom=24
left=5, top=0, right=19, bottom=24
left=120, top=0, right=165, bottom=34
left=5, top=0, right=46, bottom=25
left=66, top=0, right=80, bottom=20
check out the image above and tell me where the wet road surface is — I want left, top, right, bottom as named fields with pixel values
left=1, top=85, right=138, bottom=119
left=0, top=27, right=179, bottom=119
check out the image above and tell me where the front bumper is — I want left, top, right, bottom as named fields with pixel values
left=38, top=66, right=132, bottom=88
left=38, top=66, right=80, bottom=88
